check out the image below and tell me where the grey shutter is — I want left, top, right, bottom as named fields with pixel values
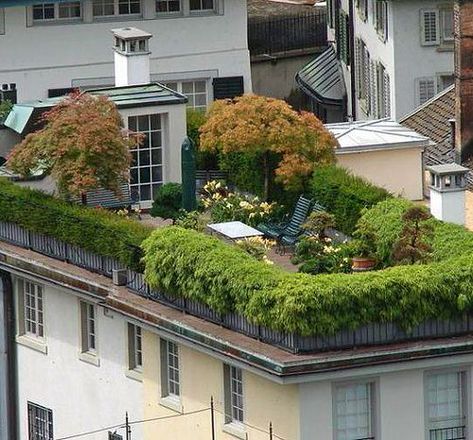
left=212, top=76, right=244, bottom=100
left=370, top=60, right=377, bottom=118
left=355, top=38, right=362, bottom=98
left=417, top=77, right=436, bottom=105
left=421, top=9, right=440, bottom=45
left=383, top=70, right=391, bottom=118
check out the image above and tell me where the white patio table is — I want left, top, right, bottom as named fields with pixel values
left=207, top=221, right=264, bottom=240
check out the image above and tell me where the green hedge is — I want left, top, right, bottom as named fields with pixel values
left=311, top=166, right=392, bottom=234
left=142, top=226, right=473, bottom=336
left=0, top=179, right=152, bottom=269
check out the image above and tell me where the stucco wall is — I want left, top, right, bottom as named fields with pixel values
left=336, top=147, right=424, bottom=200
left=0, top=0, right=252, bottom=102
left=142, top=330, right=299, bottom=440
left=14, top=277, right=143, bottom=440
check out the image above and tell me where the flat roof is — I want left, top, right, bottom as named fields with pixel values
left=326, top=118, right=432, bottom=154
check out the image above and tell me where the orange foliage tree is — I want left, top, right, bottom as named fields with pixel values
left=7, top=92, right=139, bottom=202
left=199, top=95, right=337, bottom=199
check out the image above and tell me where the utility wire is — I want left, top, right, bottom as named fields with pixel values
left=56, top=407, right=210, bottom=440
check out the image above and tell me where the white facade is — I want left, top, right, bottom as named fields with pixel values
left=328, top=0, right=454, bottom=121
left=0, top=0, right=252, bottom=103
left=13, top=274, right=144, bottom=440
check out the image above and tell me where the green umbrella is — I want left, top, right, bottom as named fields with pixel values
left=181, top=136, right=197, bottom=212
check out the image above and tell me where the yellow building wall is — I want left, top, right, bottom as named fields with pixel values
left=336, top=148, right=424, bottom=200
left=142, top=330, right=300, bottom=440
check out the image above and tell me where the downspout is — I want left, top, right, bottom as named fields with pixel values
left=0, top=271, right=18, bottom=440
left=349, top=0, right=357, bottom=121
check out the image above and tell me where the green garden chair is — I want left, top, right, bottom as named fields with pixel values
left=278, top=201, right=327, bottom=253
left=257, top=195, right=312, bottom=240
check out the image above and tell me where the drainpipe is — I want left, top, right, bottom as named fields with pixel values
left=349, top=0, right=357, bottom=121
left=0, top=271, right=18, bottom=440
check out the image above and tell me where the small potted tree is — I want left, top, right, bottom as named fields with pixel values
left=302, top=211, right=336, bottom=239
left=351, top=223, right=378, bottom=271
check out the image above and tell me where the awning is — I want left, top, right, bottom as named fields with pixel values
left=296, top=45, right=346, bottom=107
left=0, top=0, right=72, bottom=6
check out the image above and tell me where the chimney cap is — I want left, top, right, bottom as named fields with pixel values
left=111, top=27, right=152, bottom=41
left=426, top=163, right=470, bottom=176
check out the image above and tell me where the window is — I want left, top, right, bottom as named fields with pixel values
left=327, top=0, right=336, bottom=29
left=28, top=402, right=53, bottom=440
left=164, top=80, right=208, bottom=110
left=93, top=0, right=140, bottom=17
left=18, top=279, right=44, bottom=339
left=441, top=8, right=454, bottom=43
left=417, top=77, right=436, bottom=105
left=32, top=2, right=81, bottom=21
left=189, top=0, right=215, bottom=12
left=128, top=323, right=143, bottom=371
left=375, top=1, right=388, bottom=42
left=224, top=365, right=244, bottom=424
left=437, top=73, right=454, bottom=93
left=334, top=382, right=375, bottom=440
left=80, top=301, right=97, bottom=353
left=356, top=0, right=368, bottom=21
left=156, top=0, right=181, bottom=14
left=338, top=10, right=351, bottom=65
left=160, top=339, right=180, bottom=398
left=376, top=62, right=390, bottom=118
left=421, top=9, right=443, bottom=46
left=108, top=433, right=123, bottom=440
left=128, top=114, right=163, bottom=203
left=356, top=38, right=372, bottom=115
left=426, top=372, right=466, bottom=440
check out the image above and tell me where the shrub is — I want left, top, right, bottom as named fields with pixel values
left=150, top=183, right=182, bottom=222
left=235, top=236, right=275, bottom=263
left=186, top=108, right=217, bottom=170
left=302, top=211, right=336, bottom=237
left=142, top=226, right=473, bottom=336
left=311, top=166, right=391, bottom=234
left=0, top=100, right=12, bottom=123
left=175, top=210, right=207, bottom=232
left=0, top=179, right=151, bottom=269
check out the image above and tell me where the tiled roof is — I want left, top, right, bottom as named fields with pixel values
left=400, top=85, right=455, bottom=166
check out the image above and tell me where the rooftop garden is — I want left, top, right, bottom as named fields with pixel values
left=2, top=93, right=473, bottom=344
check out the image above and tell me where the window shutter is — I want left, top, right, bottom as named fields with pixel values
left=355, top=38, right=362, bottom=98
left=212, top=76, right=244, bottom=100
left=417, top=77, right=436, bottom=105
left=383, top=70, right=391, bottom=118
left=421, top=9, right=440, bottom=46
left=364, top=47, right=371, bottom=113
left=370, top=60, right=377, bottom=118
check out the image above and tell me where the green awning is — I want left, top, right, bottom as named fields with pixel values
left=3, top=105, right=35, bottom=135
left=296, top=46, right=346, bottom=106
left=0, top=0, right=72, bottom=7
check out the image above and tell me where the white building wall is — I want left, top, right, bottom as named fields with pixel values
left=14, top=277, right=144, bottom=440
left=392, top=0, right=454, bottom=120
left=0, top=0, right=251, bottom=102
left=299, top=356, right=473, bottom=440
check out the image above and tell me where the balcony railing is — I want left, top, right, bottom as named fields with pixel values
left=2, top=220, right=473, bottom=354
left=429, top=426, right=466, bottom=440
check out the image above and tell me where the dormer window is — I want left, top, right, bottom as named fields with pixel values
left=32, top=2, right=81, bottom=21
left=189, top=0, right=215, bottom=12
left=93, top=0, right=141, bottom=17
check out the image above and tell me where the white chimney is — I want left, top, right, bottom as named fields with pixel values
left=111, top=27, right=152, bottom=87
left=427, top=163, right=469, bottom=225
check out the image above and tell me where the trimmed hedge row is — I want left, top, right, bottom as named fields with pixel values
left=311, top=166, right=392, bottom=234
left=142, top=226, right=473, bottom=336
left=0, top=179, right=152, bottom=269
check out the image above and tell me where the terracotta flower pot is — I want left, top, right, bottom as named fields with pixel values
left=351, top=257, right=376, bottom=272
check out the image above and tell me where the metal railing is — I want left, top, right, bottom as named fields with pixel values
left=429, top=426, right=466, bottom=440
left=248, top=11, right=327, bottom=56
left=2, top=220, right=473, bottom=354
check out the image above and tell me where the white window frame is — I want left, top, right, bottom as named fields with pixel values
left=421, top=9, right=440, bottom=46
left=92, top=0, right=142, bottom=17
left=440, top=8, right=454, bottom=44
left=32, top=2, right=82, bottom=22
left=333, top=381, right=376, bottom=440
left=80, top=301, right=97, bottom=355
left=156, top=0, right=182, bottom=15
left=127, top=323, right=143, bottom=371
left=28, top=402, right=53, bottom=440
left=425, top=370, right=467, bottom=440
left=128, top=113, right=164, bottom=204
left=437, top=72, right=454, bottom=93
left=160, top=339, right=180, bottom=399
left=18, top=279, right=44, bottom=340
left=189, top=0, right=217, bottom=14
left=163, top=79, right=209, bottom=110
left=416, top=77, right=437, bottom=106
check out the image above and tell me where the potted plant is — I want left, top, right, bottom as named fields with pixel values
left=351, top=223, right=378, bottom=271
